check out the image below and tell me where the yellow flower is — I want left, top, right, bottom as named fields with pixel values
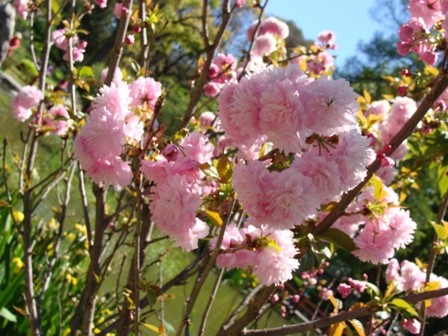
left=12, top=257, right=24, bottom=273
left=12, top=211, right=24, bottom=223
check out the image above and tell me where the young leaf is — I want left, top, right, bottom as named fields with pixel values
left=431, top=221, right=448, bottom=240
left=390, top=298, right=419, bottom=317
left=316, top=228, right=357, bottom=252
left=205, top=210, right=223, bottom=227
left=348, top=319, right=366, bottom=336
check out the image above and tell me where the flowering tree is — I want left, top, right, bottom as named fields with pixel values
left=1, top=0, right=448, bottom=335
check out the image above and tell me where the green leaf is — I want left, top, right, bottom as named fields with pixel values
left=431, top=221, right=448, bottom=240
left=316, top=228, right=357, bottom=252
left=19, top=59, right=39, bottom=77
left=140, top=322, right=160, bottom=334
left=79, top=66, right=94, bottom=78
left=437, top=166, right=448, bottom=197
left=390, top=298, right=419, bottom=317
left=0, top=307, right=17, bottom=322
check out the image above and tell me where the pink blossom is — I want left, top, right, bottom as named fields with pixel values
left=95, top=0, right=108, bottom=8
left=337, top=283, right=352, bottom=299
left=347, top=278, right=366, bottom=293
left=53, top=29, right=72, bottom=50
left=252, top=228, right=299, bottom=286
left=258, top=77, right=303, bottom=153
left=353, top=208, right=416, bottom=264
left=64, top=40, right=87, bottom=63
left=235, top=0, right=246, bottom=8
left=203, top=82, right=221, bottom=97
left=292, top=151, right=341, bottom=203
left=419, top=50, right=438, bottom=65
left=380, top=97, right=417, bottom=144
left=251, top=34, right=277, bottom=57
left=233, top=160, right=318, bottom=229
left=322, top=130, right=373, bottom=192
left=129, top=76, right=162, bottom=110
left=149, top=175, right=206, bottom=250
left=319, top=288, right=334, bottom=300
left=218, top=78, right=262, bottom=147
left=399, top=18, right=426, bottom=43
left=14, top=0, right=28, bottom=19
left=317, top=30, right=336, bottom=49
left=199, top=111, right=215, bottom=128
left=301, top=76, right=359, bottom=135
left=12, top=85, right=42, bottom=122
left=409, top=0, right=444, bottom=28
left=42, top=104, right=70, bottom=136
left=306, top=51, right=335, bottom=75
left=401, top=319, right=421, bottom=334
left=426, top=276, right=448, bottom=317
left=74, top=80, right=144, bottom=187
left=179, top=132, right=214, bottom=164
left=365, top=100, right=390, bottom=117
left=248, top=17, right=289, bottom=40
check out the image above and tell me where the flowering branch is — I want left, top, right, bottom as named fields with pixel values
left=105, top=0, right=134, bottom=85
left=179, top=0, right=234, bottom=128
left=237, top=0, right=269, bottom=80
left=242, top=287, right=448, bottom=336
left=175, top=199, right=236, bottom=336
left=312, top=69, right=448, bottom=235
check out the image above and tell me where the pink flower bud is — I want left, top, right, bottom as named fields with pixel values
left=292, top=294, right=300, bottom=303
left=125, top=34, right=135, bottom=45
left=271, top=294, right=279, bottom=304
left=398, top=86, right=407, bottom=96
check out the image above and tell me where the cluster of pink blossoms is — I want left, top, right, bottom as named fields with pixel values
left=248, top=17, right=289, bottom=58
left=203, top=53, right=238, bottom=97
left=213, top=62, right=377, bottom=283
left=386, top=258, right=448, bottom=318
left=52, top=28, right=88, bottom=63
left=218, top=64, right=361, bottom=153
left=397, top=0, right=448, bottom=65
left=141, top=132, right=214, bottom=250
left=292, top=31, right=336, bottom=76
left=211, top=224, right=299, bottom=286
left=331, top=184, right=417, bottom=264
left=74, top=76, right=161, bottom=187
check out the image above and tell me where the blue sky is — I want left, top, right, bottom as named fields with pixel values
left=266, top=1, right=388, bottom=68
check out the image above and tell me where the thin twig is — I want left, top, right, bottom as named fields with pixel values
left=105, top=0, right=134, bottom=85
left=179, top=0, right=235, bottom=128
left=237, top=0, right=269, bottom=80
left=77, top=166, right=93, bottom=249
left=175, top=199, right=236, bottom=336
left=197, top=268, right=226, bottom=336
